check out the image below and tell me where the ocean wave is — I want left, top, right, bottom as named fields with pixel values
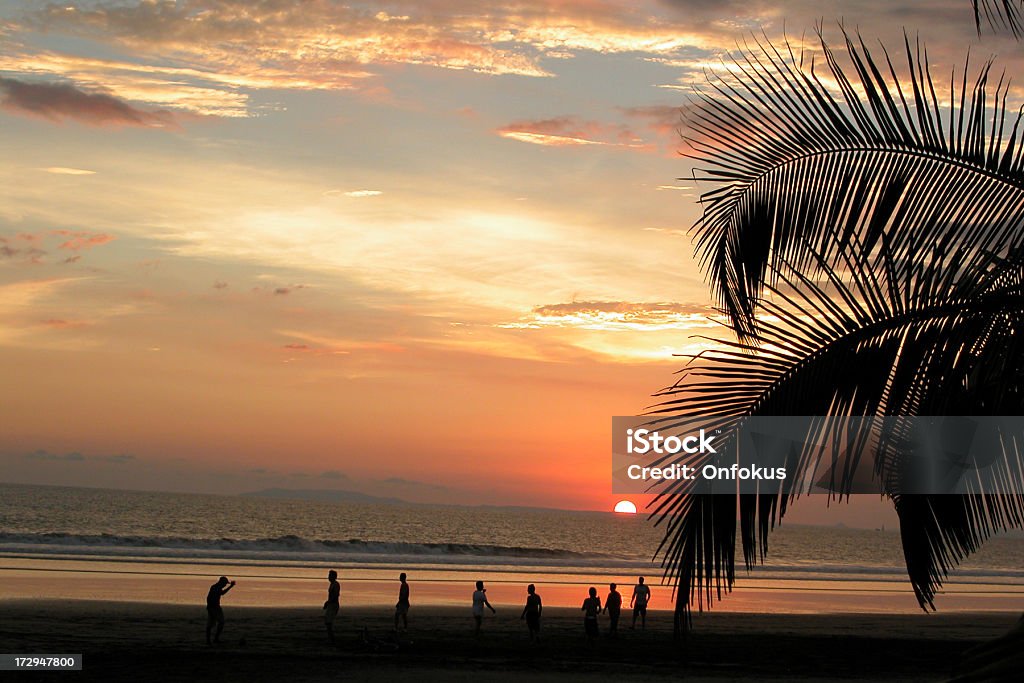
left=0, top=532, right=619, bottom=563
left=3, top=532, right=1022, bottom=581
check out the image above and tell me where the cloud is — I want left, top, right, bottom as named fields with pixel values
left=25, top=449, right=85, bottom=461
left=39, top=167, right=96, bottom=175
left=0, top=231, right=113, bottom=264
left=621, top=105, right=682, bottom=136
left=52, top=230, right=115, bottom=251
left=252, top=282, right=309, bottom=297
left=497, top=116, right=643, bottom=147
left=501, top=300, right=716, bottom=331
left=283, top=343, right=310, bottom=350
left=323, top=189, right=384, bottom=198
left=320, top=470, right=348, bottom=480
left=22, top=449, right=135, bottom=463
left=213, top=280, right=228, bottom=290
left=0, top=236, right=46, bottom=263
left=380, top=476, right=447, bottom=491
left=2, top=0, right=750, bottom=119
left=0, top=76, right=176, bottom=128
left=40, top=318, right=90, bottom=329
left=3, top=0, right=1001, bottom=128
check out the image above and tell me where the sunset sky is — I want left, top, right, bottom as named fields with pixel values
left=0, top=1, right=1011, bottom=518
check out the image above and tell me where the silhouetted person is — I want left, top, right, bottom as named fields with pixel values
left=520, top=584, right=542, bottom=642
left=603, top=582, right=622, bottom=637
left=394, top=572, right=410, bottom=631
left=472, top=580, right=495, bottom=636
left=205, top=576, right=235, bottom=645
left=582, top=586, right=601, bottom=646
left=630, top=576, right=651, bottom=630
left=323, top=570, right=340, bottom=644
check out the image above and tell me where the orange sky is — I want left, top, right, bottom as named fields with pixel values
left=0, top=1, right=1002, bottom=524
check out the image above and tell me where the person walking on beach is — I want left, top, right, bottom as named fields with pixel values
left=630, top=576, right=651, bottom=630
left=394, top=572, right=410, bottom=631
left=520, top=584, right=542, bottom=642
left=205, top=576, right=235, bottom=645
left=472, top=580, right=495, bottom=636
left=603, top=582, right=622, bottom=637
left=323, top=570, right=340, bottom=644
left=582, top=586, right=601, bottom=646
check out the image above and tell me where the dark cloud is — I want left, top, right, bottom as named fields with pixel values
left=621, top=105, right=682, bottom=134
left=213, top=280, right=228, bottom=289
left=320, top=470, right=348, bottom=480
left=0, top=235, right=46, bottom=263
left=269, top=284, right=308, bottom=296
left=380, top=476, right=447, bottom=491
left=283, top=343, right=309, bottom=350
left=25, top=449, right=85, bottom=461
left=23, top=449, right=136, bottom=463
left=0, top=77, right=176, bottom=128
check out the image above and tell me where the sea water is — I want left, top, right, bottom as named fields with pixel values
left=1, top=483, right=1022, bottom=612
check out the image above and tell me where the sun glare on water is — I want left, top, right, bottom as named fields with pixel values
left=613, top=500, right=637, bottom=514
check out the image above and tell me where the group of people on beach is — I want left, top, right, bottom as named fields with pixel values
left=205, top=572, right=652, bottom=645
left=579, top=577, right=651, bottom=645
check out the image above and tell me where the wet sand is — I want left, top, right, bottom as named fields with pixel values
left=0, top=599, right=1017, bottom=681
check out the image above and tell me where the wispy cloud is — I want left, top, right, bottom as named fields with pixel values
left=324, top=189, right=384, bottom=198
left=497, top=116, right=643, bottom=147
left=501, top=300, right=716, bottom=332
left=39, top=166, right=96, bottom=175
left=53, top=230, right=115, bottom=251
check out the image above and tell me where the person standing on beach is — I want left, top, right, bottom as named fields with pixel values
left=205, top=576, right=235, bottom=645
left=630, top=576, right=651, bottom=630
left=323, top=570, right=340, bottom=644
left=472, top=580, right=495, bottom=636
left=520, top=584, right=542, bottom=642
left=581, top=586, right=601, bottom=646
left=603, top=582, right=622, bottom=637
left=394, top=572, right=410, bottom=631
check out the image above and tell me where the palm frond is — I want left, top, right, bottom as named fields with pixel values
left=687, top=30, right=1024, bottom=340
left=973, top=1, right=1024, bottom=37
left=652, top=239, right=1024, bottom=629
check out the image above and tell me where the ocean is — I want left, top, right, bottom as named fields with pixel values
left=1, top=483, right=1022, bottom=614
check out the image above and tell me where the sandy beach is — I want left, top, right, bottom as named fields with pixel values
left=0, top=600, right=1017, bottom=682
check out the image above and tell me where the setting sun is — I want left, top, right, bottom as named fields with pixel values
left=613, top=500, right=637, bottom=514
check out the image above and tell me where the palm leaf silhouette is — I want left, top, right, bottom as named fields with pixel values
left=973, top=1, right=1024, bottom=36
left=661, top=31, right=1024, bottom=635
left=687, top=30, right=1024, bottom=341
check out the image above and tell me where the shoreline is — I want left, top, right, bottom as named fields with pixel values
left=4, top=555, right=1024, bottom=614
left=0, top=599, right=1018, bottom=681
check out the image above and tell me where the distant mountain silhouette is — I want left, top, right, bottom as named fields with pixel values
left=239, top=488, right=600, bottom=515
